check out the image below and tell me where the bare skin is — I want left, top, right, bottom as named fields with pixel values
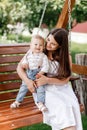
left=63, top=126, right=76, bottom=130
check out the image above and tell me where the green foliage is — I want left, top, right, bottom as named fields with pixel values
left=72, top=0, right=87, bottom=23
left=0, top=0, right=64, bottom=34
left=7, top=33, right=31, bottom=43
left=0, top=0, right=87, bottom=35
left=7, top=34, right=17, bottom=41
left=24, top=0, right=64, bottom=30
left=18, top=35, right=31, bottom=43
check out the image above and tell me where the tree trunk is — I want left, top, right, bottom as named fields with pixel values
left=75, top=53, right=87, bottom=114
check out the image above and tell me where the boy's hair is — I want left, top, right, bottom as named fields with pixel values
left=31, top=35, right=44, bottom=43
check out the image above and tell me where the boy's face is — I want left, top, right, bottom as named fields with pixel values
left=30, top=38, right=44, bottom=53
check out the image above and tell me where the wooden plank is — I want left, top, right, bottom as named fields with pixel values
left=0, top=47, right=29, bottom=55
left=0, top=98, right=33, bottom=108
left=72, top=63, right=87, bottom=75
left=0, top=43, right=29, bottom=48
left=0, top=82, right=21, bottom=91
left=0, top=91, right=31, bottom=101
left=56, top=0, right=76, bottom=28
left=0, top=91, right=18, bottom=101
left=0, top=64, right=17, bottom=73
left=0, top=96, right=42, bottom=130
left=0, top=114, right=42, bottom=130
left=0, top=73, right=19, bottom=82
left=0, top=55, right=23, bottom=64
left=0, top=104, right=38, bottom=122
left=0, top=44, right=43, bottom=130
left=0, top=102, right=35, bottom=118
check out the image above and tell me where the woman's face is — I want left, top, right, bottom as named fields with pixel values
left=46, top=34, right=59, bottom=51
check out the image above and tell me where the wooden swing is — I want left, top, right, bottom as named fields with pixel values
left=0, top=0, right=85, bottom=130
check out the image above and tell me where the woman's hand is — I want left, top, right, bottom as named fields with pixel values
left=35, top=74, right=48, bottom=87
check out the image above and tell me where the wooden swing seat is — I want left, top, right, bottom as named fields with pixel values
left=0, top=44, right=86, bottom=129
left=70, top=63, right=87, bottom=112
left=0, top=44, right=42, bottom=130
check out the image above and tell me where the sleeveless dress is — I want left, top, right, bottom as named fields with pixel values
left=43, top=60, right=83, bottom=130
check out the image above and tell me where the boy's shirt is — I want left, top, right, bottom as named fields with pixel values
left=21, top=50, right=49, bottom=73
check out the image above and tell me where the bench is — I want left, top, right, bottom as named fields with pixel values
left=0, top=44, right=86, bottom=129
left=70, top=63, right=87, bottom=112
left=0, top=44, right=42, bottom=130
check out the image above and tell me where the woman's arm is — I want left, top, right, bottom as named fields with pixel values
left=35, top=74, right=70, bottom=87
left=35, top=55, right=72, bottom=87
left=47, top=76, right=70, bottom=85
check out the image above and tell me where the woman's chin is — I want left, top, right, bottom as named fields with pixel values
left=46, top=47, right=52, bottom=50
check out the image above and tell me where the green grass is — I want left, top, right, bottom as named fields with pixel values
left=17, top=123, right=51, bottom=130
left=70, top=42, right=87, bottom=63
left=82, top=115, right=87, bottom=130
left=0, top=34, right=31, bottom=44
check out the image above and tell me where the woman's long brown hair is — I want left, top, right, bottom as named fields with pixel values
left=44, top=28, right=71, bottom=79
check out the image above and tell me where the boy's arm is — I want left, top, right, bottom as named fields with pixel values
left=17, top=62, right=36, bottom=93
left=21, top=63, right=29, bottom=69
left=21, top=50, right=30, bottom=69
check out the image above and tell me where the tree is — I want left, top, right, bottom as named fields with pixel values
left=72, top=0, right=87, bottom=23
left=0, top=0, right=64, bottom=34
left=0, top=0, right=87, bottom=35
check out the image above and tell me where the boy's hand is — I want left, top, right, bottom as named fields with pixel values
left=27, top=80, right=36, bottom=93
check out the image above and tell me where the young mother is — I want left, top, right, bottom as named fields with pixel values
left=17, top=28, right=83, bottom=130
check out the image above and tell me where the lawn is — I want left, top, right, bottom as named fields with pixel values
left=17, top=42, right=87, bottom=130
left=70, top=42, right=87, bottom=63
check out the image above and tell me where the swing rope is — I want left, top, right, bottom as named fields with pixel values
left=37, top=0, right=72, bottom=44
left=68, top=0, right=72, bottom=52
left=37, top=1, right=48, bottom=34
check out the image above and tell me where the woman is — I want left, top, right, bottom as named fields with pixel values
left=17, top=28, right=83, bottom=130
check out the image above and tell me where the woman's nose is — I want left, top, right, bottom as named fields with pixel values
left=47, top=42, right=51, bottom=47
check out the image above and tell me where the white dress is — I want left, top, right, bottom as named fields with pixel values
left=43, top=60, right=83, bottom=130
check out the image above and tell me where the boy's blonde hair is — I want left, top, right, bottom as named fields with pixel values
left=31, top=35, right=44, bottom=44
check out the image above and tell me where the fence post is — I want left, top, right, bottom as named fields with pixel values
left=75, top=53, right=87, bottom=114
